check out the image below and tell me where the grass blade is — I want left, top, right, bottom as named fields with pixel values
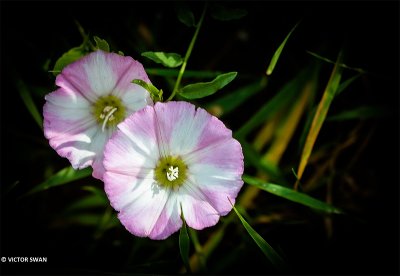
left=16, top=79, right=43, bottom=130
left=230, top=200, right=287, bottom=272
left=296, top=50, right=344, bottom=184
left=266, top=22, right=299, bottom=76
left=236, top=67, right=310, bottom=138
left=327, top=105, right=388, bottom=121
left=26, top=166, right=92, bottom=196
left=243, top=175, right=343, bottom=214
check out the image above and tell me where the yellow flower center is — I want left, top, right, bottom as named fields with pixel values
left=92, top=95, right=126, bottom=131
left=154, top=156, right=188, bottom=190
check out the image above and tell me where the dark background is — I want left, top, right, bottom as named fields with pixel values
left=1, top=1, right=399, bottom=275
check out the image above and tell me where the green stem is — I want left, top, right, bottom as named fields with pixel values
left=167, top=3, right=207, bottom=101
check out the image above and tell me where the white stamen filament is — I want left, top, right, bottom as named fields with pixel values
left=101, top=107, right=118, bottom=132
left=166, top=166, right=179, bottom=181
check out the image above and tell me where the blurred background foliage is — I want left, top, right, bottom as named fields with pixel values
left=1, top=1, right=398, bottom=275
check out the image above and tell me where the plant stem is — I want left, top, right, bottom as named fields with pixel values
left=167, top=4, right=207, bottom=101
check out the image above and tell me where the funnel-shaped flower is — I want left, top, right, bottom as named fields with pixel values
left=103, top=101, right=244, bottom=240
left=43, top=50, right=152, bottom=180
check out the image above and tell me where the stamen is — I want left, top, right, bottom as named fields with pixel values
left=166, top=166, right=179, bottom=181
left=101, top=107, right=118, bottom=132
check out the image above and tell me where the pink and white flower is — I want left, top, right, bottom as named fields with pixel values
left=43, top=50, right=152, bottom=180
left=103, top=101, right=244, bottom=240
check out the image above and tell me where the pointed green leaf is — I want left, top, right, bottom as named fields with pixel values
left=141, top=51, right=183, bottom=68
left=210, top=4, right=247, bottom=21
left=176, top=4, right=196, bottom=27
left=146, top=68, right=223, bottom=78
left=296, top=50, right=343, bottom=181
left=266, top=22, right=299, bottom=75
left=179, top=72, right=237, bottom=99
left=26, top=166, right=92, bottom=196
left=230, top=200, right=287, bottom=272
left=179, top=207, right=191, bottom=273
left=94, top=36, right=110, bottom=52
left=236, top=67, right=311, bottom=138
left=243, top=175, right=343, bottom=214
left=52, top=47, right=87, bottom=76
left=132, top=79, right=163, bottom=101
left=15, top=79, right=43, bottom=130
left=64, top=194, right=108, bottom=214
left=336, top=73, right=362, bottom=95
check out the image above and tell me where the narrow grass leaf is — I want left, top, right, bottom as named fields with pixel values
left=180, top=206, right=191, bottom=273
left=230, top=200, right=286, bottom=272
left=94, top=36, right=110, bottom=52
left=142, top=52, right=183, bottom=68
left=26, top=166, right=92, bottom=196
left=206, top=77, right=267, bottom=116
left=179, top=72, right=237, bottom=99
left=327, top=105, right=388, bottom=121
left=64, top=194, right=108, bottom=214
left=243, top=175, right=343, bottom=214
left=307, top=51, right=367, bottom=74
left=16, top=79, right=43, bottom=130
left=296, top=51, right=343, bottom=182
left=210, top=3, right=247, bottom=21
left=336, top=73, right=362, bottom=95
left=266, top=22, right=299, bottom=76
left=236, top=67, right=310, bottom=138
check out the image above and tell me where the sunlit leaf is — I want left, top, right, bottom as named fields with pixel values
left=15, top=79, right=43, bottom=130
left=26, top=166, right=92, bottom=196
left=230, top=200, right=287, bottom=272
left=179, top=72, right=237, bottom=99
left=132, top=79, right=163, bottom=101
left=179, top=209, right=191, bottom=273
left=141, top=51, right=183, bottom=68
left=210, top=3, right=247, bottom=21
left=296, top=50, right=343, bottom=182
left=94, top=36, right=110, bottom=52
left=266, top=22, right=299, bottom=75
left=146, top=68, right=223, bottom=78
left=243, top=175, right=343, bottom=214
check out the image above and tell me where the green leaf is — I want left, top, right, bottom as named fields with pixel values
left=210, top=4, right=247, bottom=21
left=296, top=50, right=344, bottom=182
left=307, top=51, right=367, bottom=74
left=336, top=73, right=362, bottom=96
left=15, top=79, right=43, bottom=130
left=176, top=4, right=196, bottom=27
left=179, top=72, right=237, bottom=99
left=327, top=106, right=388, bottom=121
left=266, top=22, right=299, bottom=75
left=236, top=67, right=311, bottom=138
left=206, top=77, right=267, bottom=116
left=243, top=175, right=343, bottom=214
left=230, top=200, right=287, bottom=272
left=141, top=51, right=183, bottom=68
left=179, top=207, right=191, bottom=273
left=146, top=68, right=224, bottom=78
left=93, top=36, right=110, bottom=52
left=26, top=166, right=92, bottom=196
left=132, top=79, right=163, bottom=101
left=52, top=46, right=87, bottom=76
